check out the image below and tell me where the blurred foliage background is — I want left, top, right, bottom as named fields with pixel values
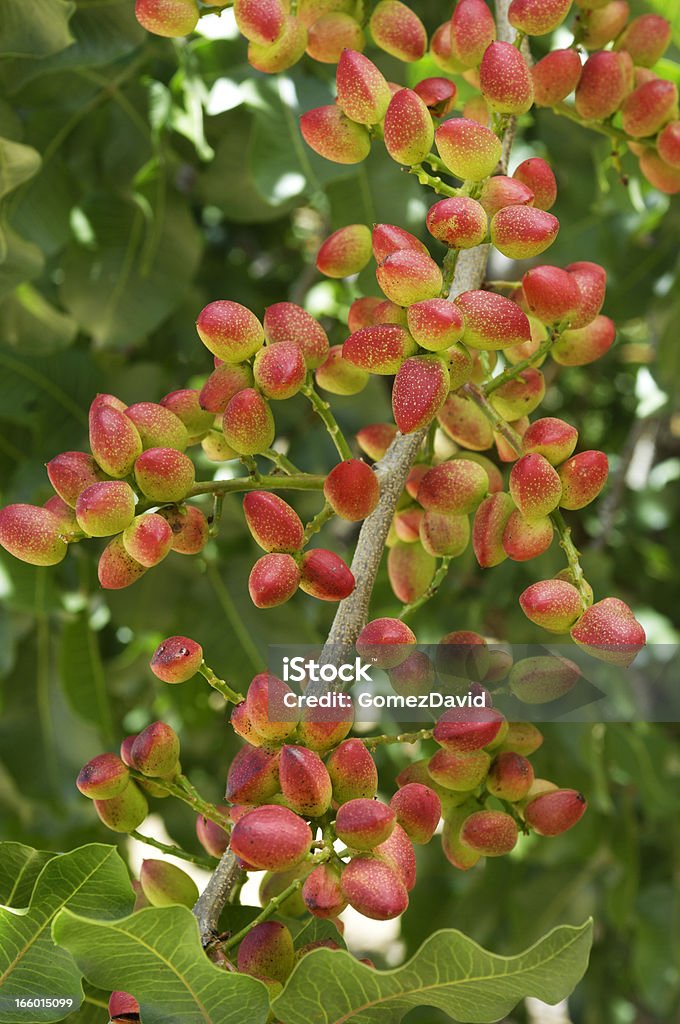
left=1, top=2, right=679, bottom=1023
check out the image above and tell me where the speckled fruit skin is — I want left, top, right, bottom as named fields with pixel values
left=238, top=921, right=295, bottom=983
left=406, top=298, right=465, bottom=351
left=243, top=491, right=304, bottom=554
left=131, top=722, right=180, bottom=778
left=441, top=805, right=482, bottom=870
left=471, top=492, right=513, bottom=567
left=158, top=505, right=209, bottom=554
left=234, top=0, right=286, bottom=44
left=226, top=746, right=281, bottom=804
left=616, top=13, right=671, bottom=67
left=418, top=459, right=489, bottom=516
left=302, top=862, right=347, bottom=918
left=324, top=459, right=380, bottom=521
left=279, top=744, right=332, bottom=817
left=580, top=1, right=629, bottom=49
left=326, top=738, right=378, bottom=804
left=557, top=450, right=608, bottom=509
left=196, top=301, right=264, bottom=363
left=249, top=553, right=301, bottom=608
left=435, top=118, right=502, bottom=181
left=552, top=314, right=615, bottom=365
left=199, top=363, right=253, bottom=414
left=522, top=266, right=580, bottom=324
left=374, top=821, right=416, bottom=891
left=223, top=389, right=275, bottom=455
left=428, top=747, right=491, bottom=791
left=450, top=0, right=496, bottom=66
left=307, top=13, right=365, bottom=63
left=356, top=423, right=398, bottom=461
left=94, top=783, right=148, bottom=832
left=253, top=342, right=306, bottom=401
left=389, top=650, right=436, bottom=697
left=376, top=250, right=443, bottom=306
left=336, top=49, right=391, bottom=124
left=369, top=1, right=427, bottom=62
left=487, top=751, right=534, bottom=801
left=513, top=157, right=557, bottom=211
left=390, top=783, right=441, bottom=843
left=489, top=367, right=545, bottom=420
left=151, top=635, right=203, bottom=683
left=455, top=290, right=531, bottom=351
left=248, top=16, right=308, bottom=73
left=0, top=504, right=68, bottom=566
left=316, top=346, right=370, bottom=395
left=89, top=403, right=143, bottom=479
left=387, top=541, right=436, bottom=604
left=259, top=863, right=310, bottom=918
left=392, top=355, right=450, bottom=434
left=499, top=721, right=543, bottom=756
left=297, top=701, right=354, bottom=752
left=570, top=598, right=646, bottom=666
left=508, top=0, right=572, bottom=35
left=419, top=509, right=470, bottom=558
left=341, top=855, right=409, bottom=919
left=98, top=535, right=147, bottom=589
left=460, top=810, right=518, bottom=855
left=196, top=807, right=230, bottom=857
left=77, top=753, right=130, bottom=799
left=140, top=859, right=199, bottom=909
left=502, top=509, right=553, bottom=561
left=658, top=121, right=680, bottom=169
left=426, top=196, right=488, bottom=248
left=438, top=393, right=494, bottom=451
left=480, top=42, right=534, bottom=115
left=109, top=992, right=140, bottom=1022
left=519, top=578, right=583, bottom=633
left=383, top=88, right=435, bottom=165
left=415, top=77, right=457, bottom=116
left=509, top=453, right=562, bottom=519
left=575, top=51, right=631, bottom=121
left=231, top=805, right=312, bottom=871
left=343, top=324, right=417, bottom=374
left=479, top=176, right=534, bottom=218
left=356, top=617, right=416, bottom=668
left=491, top=205, right=559, bottom=260
left=300, top=105, right=371, bottom=164
left=522, top=417, right=578, bottom=465
left=316, top=224, right=372, bottom=279
left=264, top=302, right=330, bottom=369
left=336, top=798, right=396, bottom=850
left=639, top=150, right=680, bottom=195
left=621, top=79, right=678, bottom=139
left=371, top=223, right=428, bottom=263
left=135, top=0, right=198, bottom=37
left=125, top=402, right=188, bottom=452
left=72, top=481, right=134, bottom=538
left=531, top=48, right=582, bottom=107
left=433, top=706, right=505, bottom=752
left=231, top=701, right=264, bottom=747
left=134, top=448, right=195, bottom=503
left=299, top=548, right=355, bottom=601
left=161, top=388, right=216, bottom=440
left=246, top=672, right=298, bottom=743
left=46, top=451, right=106, bottom=507
left=524, top=789, right=587, bottom=836
left=509, top=655, right=580, bottom=703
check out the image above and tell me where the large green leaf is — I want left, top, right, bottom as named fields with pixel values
left=0, top=844, right=56, bottom=908
left=0, top=0, right=75, bottom=60
left=59, top=188, right=202, bottom=348
left=0, top=138, right=44, bottom=300
left=52, top=905, right=271, bottom=1024
left=0, top=844, right=134, bottom=1023
left=271, top=921, right=593, bottom=1024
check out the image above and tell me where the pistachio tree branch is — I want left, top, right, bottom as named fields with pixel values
left=193, top=849, right=243, bottom=947
left=187, top=473, right=325, bottom=498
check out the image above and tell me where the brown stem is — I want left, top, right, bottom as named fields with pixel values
left=192, top=850, right=243, bottom=947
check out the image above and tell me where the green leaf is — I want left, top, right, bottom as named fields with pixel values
left=0, top=843, right=56, bottom=908
left=0, top=844, right=134, bottom=1023
left=58, top=612, right=114, bottom=744
left=59, top=188, right=202, bottom=348
left=52, top=905, right=271, bottom=1024
left=272, top=921, right=593, bottom=1024
left=0, top=138, right=44, bottom=300
left=0, top=0, right=75, bottom=60
left=0, top=284, right=78, bottom=355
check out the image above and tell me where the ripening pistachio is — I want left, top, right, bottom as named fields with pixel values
left=384, top=89, right=435, bottom=166
left=97, top=535, right=147, bottom=590
left=435, top=118, right=502, bottom=181
left=509, top=655, right=580, bottom=703
left=248, top=17, right=308, bottom=73
left=77, top=753, right=130, bottom=799
left=480, top=42, right=534, bottom=114
left=524, top=789, right=587, bottom=836
left=615, top=13, right=671, bottom=67
left=336, top=49, right=391, bottom=125
left=450, top=0, right=496, bottom=66
left=300, top=105, right=371, bottom=164
left=570, top=598, right=645, bottom=666
left=418, top=460, right=489, bottom=515
left=343, top=324, right=417, bottom=375
left=46, top=451, right=106, bottom=507
left=512, top=157, right=557, bottom=211
left=368, top=0, right=427, bottom=62
left=558, top=450, right=608, bottom=509
left=490, top=206, right=559, bottom=260
left=326, top=739, right=379, bottom=803
left=94, top=782, right=148, bottom=833
left=575, top=51, right=631, bottom=121
left=455, top=290, right=531, bottom=350
left=158, top=505, right=209, bottom=554
left=519, top=579, right=583, bottom=632
left=135, top=0, right=198, bottom=37
left=341, top=855, right=409, bottom=919
left=131, top=722, right=181, bottom=778
left=356, top=422, right=398, bottom=461
left=438, top=394, right=495, bottom=451
left=230, top=805, right=312, bottom=871
left=223, top=389, right=275, bottom=455
left=315, top=346, right=370, bottom=396
left=75, top=481, right=136, bottom=537
left=299, top=548, right=355, bottom=601
left=234, top=0, right=286, bottom=43
left=306, top=13, right=365, bottom=63
left=390, top=783, right=441, bottom=844
left=316, top=224, right=372, bottom=279
left=502, top=509, right=554, bottom=561
left=199, top=362, right=254, bottom=414
left=139, top=859, right=199, bottom=908
left=0, top=504, right=68, bottom=567
left=125, top=402, right=188, bottom=452
left=531, top=49, right=583, bottom=107
left=387, top=541, right=436, bottom=604
left=249, top=553, right=301, bottom=608
left=264, top=302, right=330, bottom=368
left=89, top=403, right=143, bottom=479
left=392, top=355, right=450, bottom=435
left=134, top=448, right=195, bottom=503
left=508, top=0, right=572, bottom=35
left=459, top=810, right=518, bottom=855
left=238, top=920, right=295, bottom=983
left=302, top=863, right=347, bottom=918
left=427, top=748, right=491, bottom=791
left=226, top=746, right=281, bottom=804
left=324, top=459, right=380, bottom=522
left=356, top=617, right=416, bottom=669
left=160, top=389, right=215, bottom=441
left=196, top=300, right=264, bottom=363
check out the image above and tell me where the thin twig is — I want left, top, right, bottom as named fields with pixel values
left=130, top=831, right=219, bottom=870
